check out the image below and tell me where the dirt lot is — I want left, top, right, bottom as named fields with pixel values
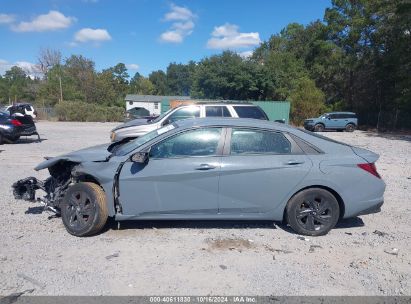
left=0, top=121, right=410, bottom=296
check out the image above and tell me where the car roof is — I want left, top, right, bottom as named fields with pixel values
left=175, top=117, right=293, bottom=132
left=325, top=112, right=356, bottom=115
left=174, top=103, right=256, bottom=107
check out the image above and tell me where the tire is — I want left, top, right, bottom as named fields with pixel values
left=314, top=124, right=325, bottom=132
left=286, top=188, right=340, bottom=236
left=9, top=135, right=20, bottom=143
left=0, top=133, right=3, bottom=145
left=345, top=123, right=355, bottom=132
left=61, top=182, right=108, bottom=237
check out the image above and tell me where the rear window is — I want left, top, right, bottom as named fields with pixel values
left=299, top=128, right=351, bottom=146
left=233, top=106, right=268, bottom=120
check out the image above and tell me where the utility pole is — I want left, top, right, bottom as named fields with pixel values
left=59, top=75, right=63, bottom=103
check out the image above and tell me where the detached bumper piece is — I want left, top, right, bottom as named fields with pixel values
left=12, top=177, right=43, bottom=201
left=12, top=176, right=70, bottom=214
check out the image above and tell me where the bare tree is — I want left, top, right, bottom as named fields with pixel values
left=37, top=48, right=62, bottom=76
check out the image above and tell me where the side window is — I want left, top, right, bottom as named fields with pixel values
left=205, top=106, right=232, bottom=117
left=329, top=114, right=337, bottom=119
left=167, top=106, right=200, bottom=123
left=233, top=106, right=267, bottom=120
left=230, top=128, right=291, bottom=155
left=222, top=107, right=231, bottom=117
left=150, top=128, right=222, bottom=159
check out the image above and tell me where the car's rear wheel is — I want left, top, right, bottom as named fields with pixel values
left=61, top=182, right=108, bottom=237
left=286, top=188, right=340, bottom=236
left=345, top=123, right=355, bottom=132
left=314, top=124, right=325, bottom=132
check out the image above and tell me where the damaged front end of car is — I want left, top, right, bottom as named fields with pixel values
left=12, top=161, right=76, bottom=214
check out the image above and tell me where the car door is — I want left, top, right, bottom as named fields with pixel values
left=119, top=127, right=224, bottom=216
left=326, top=114, right=340, bottom=129
left=218, top=128, right=312, bottom=214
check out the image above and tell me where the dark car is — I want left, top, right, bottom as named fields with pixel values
left=0, top=111, right=40, bottom=144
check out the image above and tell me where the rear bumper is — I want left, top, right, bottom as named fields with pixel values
left=344, top=196, right=384, bottom=218
left=356, top=200, right=383, bottom=216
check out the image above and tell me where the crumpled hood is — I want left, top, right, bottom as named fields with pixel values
left=111, top=118, right=149, bottom=131
left=35, top=143, right=111, bottom=171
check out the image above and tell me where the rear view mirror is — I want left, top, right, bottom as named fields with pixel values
left=131, top=151, right=149, bottom=164
left=162, top=119, right=170, bottom=126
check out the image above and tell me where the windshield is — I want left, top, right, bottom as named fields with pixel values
left=149, top=108, right=173, bottom=123
left=114, top=123, right=176, bottom=156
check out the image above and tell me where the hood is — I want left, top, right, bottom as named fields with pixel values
left=35, top=143, right=111, bottom=171
left=112, top=118, right=150, bottom=131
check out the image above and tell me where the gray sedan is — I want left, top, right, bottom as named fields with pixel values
left=13, top=118, right=385, bottom=237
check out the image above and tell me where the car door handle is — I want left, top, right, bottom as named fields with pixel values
left=195, top=164, right=217, bottom=170
left=285, top=160, right=305, bottom=165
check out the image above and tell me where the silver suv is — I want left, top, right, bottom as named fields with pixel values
left=111, top=103, right=268, bottom=142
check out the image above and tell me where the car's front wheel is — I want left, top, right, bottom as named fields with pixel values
left=286, top=188, right=340, bottom=236
left=314, top=124, right=325, bottom=132
left=61, top=182, right=108, bottom=237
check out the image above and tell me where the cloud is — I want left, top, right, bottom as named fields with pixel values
left=0, top=59, right=41, bottom=78
left=159, top=4, right=196, bottom=44
left=12, top=10, right=75, bottom=32
left=126, top=63, right=139, bottom=70
left=0, top=14, right=15, bottom=24
left=164, top=3, right=195, bottom=21
left=238, top=50, right=253, bottom=58
left=74, top=28, right=112, bottom=43
left=207, top=23, right=261, bottom=49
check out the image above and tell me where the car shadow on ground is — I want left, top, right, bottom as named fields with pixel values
left=104, top=216, right=364, bottom=234
left=363, top=131, right=411, bottom=142
left=24, top=206, right=45, bottom=214
left=14, top=137, right=47, bottom=144
left=105, top=218, right=277, bottom=232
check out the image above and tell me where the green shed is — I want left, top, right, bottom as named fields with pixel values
left=250, top=101, right=290, bottom=123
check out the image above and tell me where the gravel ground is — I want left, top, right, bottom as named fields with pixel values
left=0, top=121, right=410, bottom=296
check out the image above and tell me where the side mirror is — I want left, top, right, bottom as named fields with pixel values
left=131, top=151, right=149, bottom=164
left=162, top=119, right=170, bottom=126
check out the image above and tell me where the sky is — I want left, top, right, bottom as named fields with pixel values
left=0, top=0, right=331, bottom=77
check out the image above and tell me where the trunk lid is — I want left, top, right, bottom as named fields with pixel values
left=351, top=146, right=379, bottom=163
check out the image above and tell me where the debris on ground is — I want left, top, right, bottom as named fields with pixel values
left=345, top=232, right=353, bottom=235
left=309, top=245, right=323, bottom=253
left=384, top=248, right=399, bottom=256
left=297, top=236, right=310, bottom=241
left=17, top=273, right=45, bottom=289
left=219, top=265, right=227, bottom=270
left=105, top=252, right=120, bottom=260
left=373, top=230, right=388, bottom=237
left=264, top=245, right=293, bottom=254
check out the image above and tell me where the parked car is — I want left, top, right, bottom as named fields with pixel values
left=6, top=103, right=37, bottom=119
left=0, top=111, right=40, bottom=144
left=13, top=118, right=385, bottom=237
left=304, top=112, right=358, bottom=132
left=110, top=103, right=269, bottom=142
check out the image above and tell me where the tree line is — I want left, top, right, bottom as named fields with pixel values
left=0, top=0, right=409, bottom=128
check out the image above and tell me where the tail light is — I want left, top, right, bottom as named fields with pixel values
left=10, top=119, right=23, bottom=126
left=357, top=163, right=381, bottom=178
